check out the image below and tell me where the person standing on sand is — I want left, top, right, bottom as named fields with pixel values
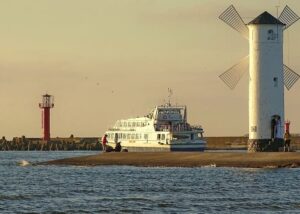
left=102, top=134, right=108, bottom=152
left=284, top=131, right=291, bottom=152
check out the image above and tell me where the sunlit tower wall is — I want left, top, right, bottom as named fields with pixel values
left=39, top=94, right=54, bottom=141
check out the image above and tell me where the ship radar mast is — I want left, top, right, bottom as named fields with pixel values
left=167, top=88, right=173, bottom=106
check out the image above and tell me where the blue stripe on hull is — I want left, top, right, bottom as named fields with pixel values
left=170, top=147, right=205, bottom=152
left=125, top=146, right=205, bottom=152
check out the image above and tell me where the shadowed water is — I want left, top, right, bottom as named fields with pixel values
left=1, top=151, right=300, bottom=213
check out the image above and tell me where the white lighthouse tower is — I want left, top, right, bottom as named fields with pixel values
left=219, top=6, right=300, bottom=151
left=248, top=13, right=285, bottom=151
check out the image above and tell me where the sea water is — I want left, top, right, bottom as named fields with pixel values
left=0, top=151, right=300, bottom=213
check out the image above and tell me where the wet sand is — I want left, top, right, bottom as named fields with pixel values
left=41, top=152, right=300, bottom=168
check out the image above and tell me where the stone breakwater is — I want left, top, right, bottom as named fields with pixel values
left=1, top=136, right=300, bottom=151
left=0, top=136, right=101, bottom=151
left=206, top=136, right=300, bottom=150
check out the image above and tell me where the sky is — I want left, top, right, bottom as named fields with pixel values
left=1, top=0, right=300, bottom=139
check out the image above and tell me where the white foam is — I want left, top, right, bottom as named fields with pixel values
left=18, top=160, right=31, bottom=167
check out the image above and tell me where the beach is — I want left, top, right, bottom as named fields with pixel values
left=41, top=152, right=300, bottom=168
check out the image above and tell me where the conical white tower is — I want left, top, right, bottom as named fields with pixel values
left=219, top=5, right=300, bottom=152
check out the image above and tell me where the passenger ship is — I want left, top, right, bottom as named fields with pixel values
left=105, top=103, right=206, bottom=152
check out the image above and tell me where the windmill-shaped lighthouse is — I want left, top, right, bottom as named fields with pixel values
left=219, top=5, right=300, bottom=152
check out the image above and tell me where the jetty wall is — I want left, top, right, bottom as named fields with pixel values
left=0, top=136, right=101, bottom=151
left=205, top=136, right=300, bottom=150
left=0, top=136, right=300, bottom=151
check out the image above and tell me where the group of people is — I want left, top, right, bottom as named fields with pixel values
left=101, top=134, right=122, bottom=152
left=271, top=116, right=291, bottom=152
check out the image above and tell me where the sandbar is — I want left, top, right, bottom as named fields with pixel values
left=40, top=152, right=300, bottom=168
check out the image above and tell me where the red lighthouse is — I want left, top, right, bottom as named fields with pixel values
left=39, top=94, right=54, bottom=141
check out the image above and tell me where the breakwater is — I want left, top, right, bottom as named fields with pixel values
left=1, top=136, right=300, bottom=151
left=0, top=136, right=101, bottom=151
left=206, top=136, right=300, bottom=150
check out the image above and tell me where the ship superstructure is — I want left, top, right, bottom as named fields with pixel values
left=105, top=103, right=206, bottom=152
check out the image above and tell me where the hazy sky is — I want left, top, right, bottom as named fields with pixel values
left=1, top=0, right=300, bottom=139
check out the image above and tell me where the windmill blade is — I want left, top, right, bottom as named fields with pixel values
left=279, top=5, right=300, bottom=30
left=219, top=5, right=249, bottom=39
left=219, top=56, right=249, bottom=90
left=284, top=65, right=300, bottom=90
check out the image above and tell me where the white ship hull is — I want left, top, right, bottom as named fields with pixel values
left=107, top=141, right=206, bottom=152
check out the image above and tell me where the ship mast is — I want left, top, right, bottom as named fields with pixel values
left=167, top=88, right=173, bottom=106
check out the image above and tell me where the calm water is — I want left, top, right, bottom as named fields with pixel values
left=1, top=151, right=300, bottom=213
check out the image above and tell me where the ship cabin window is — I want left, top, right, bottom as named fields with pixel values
left=135, top=134, right=139, bottom=139
left=157, top=134, right=161, bottom=140
left=128, top=122, right=132, bottom=127
left=118, top=133, right=122, bottom=139
left=137, top=122, right=141, bottom=127
left=122, top=133, right=126, bottom=139
left=161, top=134, right=165, bottom=140
left=131, top=134, right=135, bottom=139
left=124, top=122, right=127, bottom=127
left=119, top=122, right=122, bottom=127
left=144, top=134, right=148, bottom=139
left=141, top=122, right=145, bottom=127
left=132, top=122, right=136, bottom=127
left=127, top=134, right=130, bottom=139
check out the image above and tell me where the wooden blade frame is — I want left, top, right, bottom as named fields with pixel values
left=219, top=56, right=249, bottom=90
left=219, top=5, right=249, bottom=39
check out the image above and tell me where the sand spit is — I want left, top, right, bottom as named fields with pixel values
left=40, top=152, right=300, bottom=168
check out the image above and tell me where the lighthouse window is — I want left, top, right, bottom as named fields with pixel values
left=267, top=29, right=277, bottom=40
left=273, top=77, right=278, bottom=87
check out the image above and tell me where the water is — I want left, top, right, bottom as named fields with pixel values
left=1, top=151, right=300, bottom=213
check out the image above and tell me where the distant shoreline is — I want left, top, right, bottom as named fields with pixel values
left=40, top=152, right=300, bottom=168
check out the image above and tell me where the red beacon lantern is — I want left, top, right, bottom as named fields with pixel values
left=39, top=94, right=54, bottom=141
